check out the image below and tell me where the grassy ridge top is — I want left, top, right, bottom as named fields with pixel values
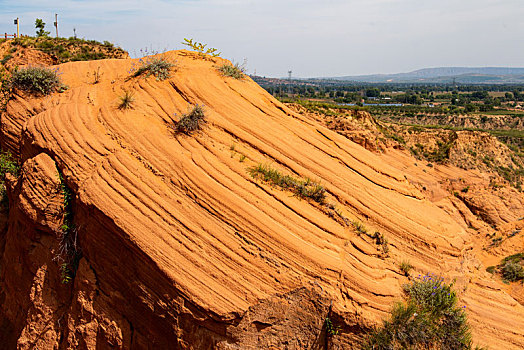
left=0, top=36, right=128, bottom=65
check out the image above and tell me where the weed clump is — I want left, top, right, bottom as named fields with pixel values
left=11, top=66, right=63, bottom=95
left=248, top=163, right=326, bottom=204
left=176, top=104, right=206, bottom=134
left=118, top=90, right=135, bottom=110
left=132, top=56, right=175, bottom=81
left=400, top=261, right=413, bottom=276
left=54, top=172, right=81, bottom=284
left=352, top=220, right=368, bottom=235
left=218, top=63, right=245, bottom=79
left=362, top=274, right=477, bottom=350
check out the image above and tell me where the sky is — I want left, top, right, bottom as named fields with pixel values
left=1, top=0, right=523, bottom=78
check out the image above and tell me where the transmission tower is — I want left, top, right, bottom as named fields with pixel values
left=288, top=70, right=292, bottom=81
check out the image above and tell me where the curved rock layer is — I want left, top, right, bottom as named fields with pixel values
left=0, top=50, right=523, bottom=349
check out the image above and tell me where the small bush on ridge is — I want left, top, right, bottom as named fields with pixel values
left=218, top=63, right=245, bottom=79
left=176, top=104, right=206, bottom=134
left=11, top=66, right=63, bottom=95
left=132, top=56, right=175, bottom=81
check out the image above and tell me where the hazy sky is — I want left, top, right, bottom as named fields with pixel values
left=1, top=0, right=523, bottom=77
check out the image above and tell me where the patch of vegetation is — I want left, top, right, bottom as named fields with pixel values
left=9, top=35, right=126, bottom=63
left=118, top=90, right=135, bottom=110
left=376, top=123, right=406, bottom=145
left=218, top=63, right=245, bottom=79
left=0, top=54, right=13, bottom=65
left=0, top=152, right=20, bottom=178
left=176, top=104, right=207, bottom=134
left=373, top=231, right=390, bottom=256
left=502, top=261, right=524, bottom=282
left=131, top=56, right=175, bottom=81
left=352, top=220, right=368, bottom=235
left=425, top=132, right=458, bottom=163
left=248, top=163, right=326, bottom=204
left=182, top=38, right=220, bottom=58
left=54, top=172, right=81, bottom=284
left=486, top=265, right=496, bottom=274
left=325, top=316, right=340, bottom=336
left=87, top=67, right=103, bottom=84
left=11, top=66, right=64, bottom=95
left=362, top=274, right=479, bottom=350
left=0, top=152, right=19, bottom=208
left=400, top=261, right=413, bottom=276
left=485, top=252, right=524, bottom=283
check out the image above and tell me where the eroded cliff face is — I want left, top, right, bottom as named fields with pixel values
left=0, top=51, right=523, bottom=349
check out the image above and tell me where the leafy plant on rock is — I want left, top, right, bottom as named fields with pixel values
left=362, top=274, right=480, bottom=350
left=182, top=38, right=220, bottom=58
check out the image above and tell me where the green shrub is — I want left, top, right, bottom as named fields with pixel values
left=0, top=152, right=19, bottom=178
left=132, top=56, right=175, bottom=81
left=176, top=104, right=206, bottom=134
left=502, top=261, right=524, bottom=282
left=362, top=274, right=476, bottom=350
left=11, top=66, right=63, bottom=95
left=218, top=63, right=245, bottom=79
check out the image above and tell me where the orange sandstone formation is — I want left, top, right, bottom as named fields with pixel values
left=0, top=50, right=522, bottom=349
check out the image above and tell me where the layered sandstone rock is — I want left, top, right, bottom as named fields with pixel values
left=0, top=51, right=522, bottom=349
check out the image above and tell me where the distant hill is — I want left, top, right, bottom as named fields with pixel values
left=329, top=67, right=524, bottom=84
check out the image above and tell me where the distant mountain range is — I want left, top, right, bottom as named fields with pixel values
left=327, top=67, right=524, bottom=84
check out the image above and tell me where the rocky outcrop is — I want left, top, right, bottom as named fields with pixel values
left=0, top=51, right=523, bottom=349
